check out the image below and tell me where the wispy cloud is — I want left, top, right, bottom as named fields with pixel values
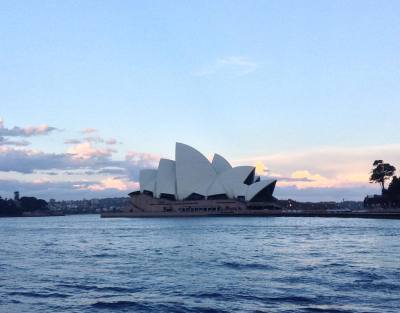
left=64, top=139, right=82, bottom=144
left=81, top=128, right=97, bottom=134
left=0, top=119, right=160, bottom=199
left=0, top=118, right=57, bottom=137
left=275, top=185, right=378, bottom=202
left=0, top=178, right=134, bottom=200
left=0, top=144, right=160, bottom=182
left=85, top=177, right=139, bottom=192
left=234, top=144, right=400, bottom=191
left=67, top=142, right=116, bottom=160
left=105, top=138, right=118, bottom=145
left=65, top=136, right=119, bottom=145
left=194, top=56, right=258, bottom=77
left=0, top=136, right=30, bottom=147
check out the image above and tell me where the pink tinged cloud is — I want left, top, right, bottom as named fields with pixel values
left=0, top=118, right=57, bottom=137
left=86, top=178, right=139, bottom=191
left=81, top=128, right=98, bottom=134
left=0, top=137, right=30, bottom=146
left=233, top=144, right=400, bottom=189
left=67, top=142, right=115, bottom=160
left=105, top=138, right=118, bottom=145
left=64, top=139, right=82, bottom=144
left=126, top=151, right=159, bottom=162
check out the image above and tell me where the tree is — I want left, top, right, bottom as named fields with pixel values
left=19, top=197, right=48, bottom=212
left=0, top=197, right=22, bottom=216
left=387, top=176, right=400, bottom=199
left=370, top=160, right=396, bottom=194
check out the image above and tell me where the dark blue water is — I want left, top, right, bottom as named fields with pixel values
left=0, top=215, right=399, bottom=313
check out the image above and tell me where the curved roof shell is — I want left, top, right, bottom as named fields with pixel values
left=139, top=169, right=157, bottom=194
left=175, top=142, right=217, bottom=200
left=136, top=143, right=277, bottom=202
left=211, top=153, right=232, bottom=174
left=206, top=177, right=227, bottom=198
left=218, top=166, right=255, bottom=198
left=155, top=159, right=176, bottom=198
left=245, top=179, right=277, bottom=202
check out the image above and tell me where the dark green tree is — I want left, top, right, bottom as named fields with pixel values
left=19, top=197, right=48, bottom=212
left=370, top=160, right=396, bottom=194
left=0, top=197, right=22, bottom=216
left=387, top=176, right=400, bottom=199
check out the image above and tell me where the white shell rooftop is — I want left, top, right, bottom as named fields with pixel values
left=138, top=143, right=276, bottom=201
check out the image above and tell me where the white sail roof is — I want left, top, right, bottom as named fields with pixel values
left=206, top=177, right=227, bottom=198
left=175, top=142, right=217, bottom=200
left=155, top=159, right=176, bottom=198
left=211, top=153, right=232, bottom=174
left=137, top=143, right=277, bottom=202
left=139, top=169, right=157, bottom=193
left=245, top=179, right=276, bottom=201
left=218, top=166, right=255, bottom=198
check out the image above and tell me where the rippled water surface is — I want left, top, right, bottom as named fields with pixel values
left=1, top=215, right=400, bottom=313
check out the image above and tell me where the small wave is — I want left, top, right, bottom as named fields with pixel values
left=321, top=262, right=345, bottom=268
left=57, top=283, right=138, bottom=293
left=189, top=292, right=225, bottom=299
left=271, top=295, right=316, bottom=304
left=7, top=291, right=70, bottom=298
left=353, top=281, right=400, bottom=292
left=43, top=242, right=57, bottom=247
left=221, top=261, right=275, bottom=270
left=302, top=307, right=353, bottom=313
left=91, top=300, right=148, bottom=310
left=92, top=253, right=118, bottom=258
left=1, top=299, right=21, bottom=304
left=191, top=308, right=230, bottom=313
left=350, top=271, right=386, bottom=284
left=236, top=293, right=316, bottom=305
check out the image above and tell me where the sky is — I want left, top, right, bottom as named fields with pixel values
left=1, top=0, right=400, bottom=201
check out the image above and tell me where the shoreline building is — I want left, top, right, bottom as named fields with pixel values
left=103, top=143, right=280, bottom=217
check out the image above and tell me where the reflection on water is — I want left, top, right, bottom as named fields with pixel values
left=0, top=215, right=399, bottom=312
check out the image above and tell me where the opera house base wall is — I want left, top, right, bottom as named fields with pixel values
left=101, top=193, right=282, bottom=218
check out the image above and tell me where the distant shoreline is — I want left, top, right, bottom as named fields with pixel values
left=101, top=211, right=400, bottom=219
left=0, top=211, right=64, bottom=218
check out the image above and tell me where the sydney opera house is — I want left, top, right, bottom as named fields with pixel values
left=105, top=143, right=279, bottom=217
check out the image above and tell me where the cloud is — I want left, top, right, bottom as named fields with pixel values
left=125, top=151, right=160, bottom=164
left=65, top=136, right=118, bottom=145
left=0, top=147, right=77, bottom=173
left=274, top=176, right=314, bottom=183
left=0, top=178, right=135, bottom=200
left=0, top=146, right=159, bottom=184
left=0, top=118, right=57, bottom=137
left=85, top=177, right=139, bottom=192
left=194, top=56, right=258, bottom=77
left=97, top=168, right=127, bottom=175
left=0, top=136, right=30, bottom=146
left=124, top=151, right=160, bottom=181
left=67, top=142, right=116, bottom=160
left=84, top=136, right=104, bottom=143
left=81, top=128, right=97, bottom=134
left=0, top=146, right=120, bottom=174
left=0, top=119, right=156, bottom=199
left=64, top=139, right=82, bottom=144
left=105, top=138, right=118, bottom=145
left=235, top=144, right=400, bottom=189
left=275, top=185, right=378, bottom=202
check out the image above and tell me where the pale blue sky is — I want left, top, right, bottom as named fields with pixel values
left=1, top=1, right=400, bottom=200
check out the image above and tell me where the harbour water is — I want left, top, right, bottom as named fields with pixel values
left=1, top=215, right=399, bottom=313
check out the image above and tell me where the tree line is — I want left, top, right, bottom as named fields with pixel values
left=0, top=196, right=48, bottom=217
